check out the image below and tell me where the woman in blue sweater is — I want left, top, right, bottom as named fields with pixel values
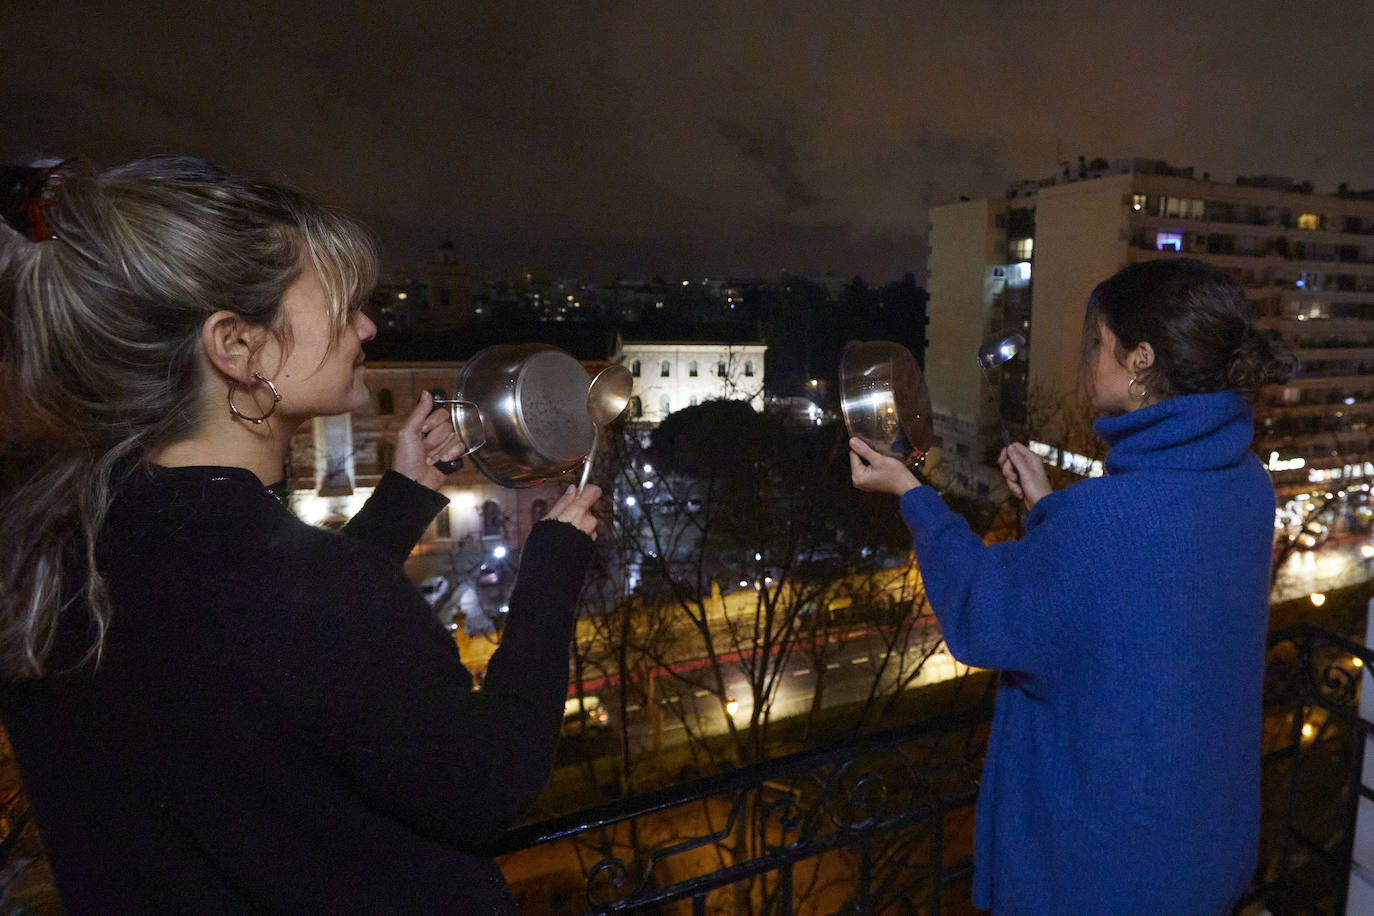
left=851, top=258, right=1293, bottom=914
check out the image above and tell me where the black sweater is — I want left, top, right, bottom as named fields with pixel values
left=0, top=466, right=594, bottom=914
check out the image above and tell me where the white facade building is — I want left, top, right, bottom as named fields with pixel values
left=616, top=338, right=767, bottom=422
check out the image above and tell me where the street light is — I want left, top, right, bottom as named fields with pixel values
left=1310, top=592, right=1327, bottom=607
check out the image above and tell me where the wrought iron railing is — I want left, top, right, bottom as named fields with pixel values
left=499, top=623, right=1374, bottom=915
left=498, top=708, right=990, bottom=915
left=1240, top=623, right=1374, bottom=915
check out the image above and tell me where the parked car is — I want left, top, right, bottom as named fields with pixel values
left=418, top=575, right=452, bottom=608
left=562, top=695, right=609, bottom=733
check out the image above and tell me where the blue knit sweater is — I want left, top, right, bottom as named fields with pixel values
left=899, top=391, right=1273, bottom=914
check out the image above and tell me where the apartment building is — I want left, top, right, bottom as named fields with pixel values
left=926, top=158, right=1374, bottom=511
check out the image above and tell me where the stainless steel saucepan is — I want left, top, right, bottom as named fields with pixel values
left=434, top=344, right=597, bottom=488
left=838, top=340, right=933, bottom=468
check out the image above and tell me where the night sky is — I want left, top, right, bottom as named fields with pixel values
left=4, top=0, right=1373, bottom=282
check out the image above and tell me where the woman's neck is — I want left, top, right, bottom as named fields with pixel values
left=149, top=417, right=299, bottom=486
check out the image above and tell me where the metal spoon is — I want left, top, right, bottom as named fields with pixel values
left=977, top=329, right=1026, bottom=447
left=578, top=364, right=634, bottom=495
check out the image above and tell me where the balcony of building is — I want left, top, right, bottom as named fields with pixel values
left=0, top=611, right=1367, bottom=913
left=483, top=624, right=1367, bottom=915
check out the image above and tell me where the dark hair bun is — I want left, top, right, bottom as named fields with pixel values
left=1226, top=328, right=1295, bottom=392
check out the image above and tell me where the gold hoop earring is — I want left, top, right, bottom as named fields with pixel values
left=227, top=372, right=282, bottom=424
left=1127, top=376, right=1150, bottom=401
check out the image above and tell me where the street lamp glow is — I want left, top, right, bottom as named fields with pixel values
left=625, top=495, right=636, bottom=507
left=725, top=698, right=739, bottom=718
left=491, top=545, right=508, bottom=560
left=1354, top=656, right=1365, bottom=669
left=1360, top=544, right=1374, bottom=559
left=1310, top=592, right=1327, bottom=607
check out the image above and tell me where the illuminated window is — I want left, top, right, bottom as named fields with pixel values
left=1163, top=197, right=1204, bottom=219
left=1131, top=193, right=1146, bottom=212
left=660, top=360, right=671, bottom=377
left=689, top=360, right=699, bottom=377
left=629, top=396, right=643, bottom=418
left=1156, top=231, right=1184, bottom=252
left=1298, top=213, right=1321, bottom=231
left=717, top=361, right=727, bottom=378
left=689, top=395, right=699, bottom=406
left=631, top=360, right=641, bottom=377
left=659, top=394, right=671, bottom=417
left=744, top=360, right=755, bottom=377
left=1011, top=238, right=1033, bottom=260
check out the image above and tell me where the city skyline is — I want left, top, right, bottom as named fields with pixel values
left=4, top=1, right=1374, bottom=280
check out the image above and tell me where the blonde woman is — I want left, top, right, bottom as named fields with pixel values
left=0, top=157, right=599, bottom=914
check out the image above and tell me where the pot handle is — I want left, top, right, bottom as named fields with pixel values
left=430, top=396, right=486, bottom=473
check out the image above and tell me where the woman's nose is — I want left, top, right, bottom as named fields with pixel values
left=354, top=311, right=377, bottom=343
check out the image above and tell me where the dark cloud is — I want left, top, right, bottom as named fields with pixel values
left=3, top=0, right=1372, bottom=281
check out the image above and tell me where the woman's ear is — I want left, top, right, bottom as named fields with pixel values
left=1129, top=341, right=1156, bottom=375
left=201, top=312, right=266, bottom=383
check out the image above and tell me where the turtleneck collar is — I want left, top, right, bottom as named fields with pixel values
left=1095, top=390, right=1256, bottom=475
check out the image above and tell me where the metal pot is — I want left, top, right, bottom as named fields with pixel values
left=443, top=344, right=596, bottom=488
left=838, top=339, right=933, bottom=466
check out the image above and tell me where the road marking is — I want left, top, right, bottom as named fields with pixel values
left=626, top=704, right=641, bottom=713
left=693, top=689, right=709, bottom=697
left=826, top=663, right=841, bottom=670
left=791, top=669, right=810, bottom=677
left=852, top=656, right=869, bottom=664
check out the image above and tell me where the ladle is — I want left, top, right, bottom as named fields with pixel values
left=977, top=329, right=1026, bottom=447
left=578, top=364, right=634, bottom=495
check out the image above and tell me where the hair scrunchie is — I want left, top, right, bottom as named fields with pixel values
left=0, top=165, right=68, bottom=242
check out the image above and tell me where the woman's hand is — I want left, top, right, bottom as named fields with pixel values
left=393, top=391, right=467, bottom=491
left=544, top=484, right=601, bottom=540
left=849, top=437, right=921, bottom=496
left=999, top=442, right=1052, bottom=510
